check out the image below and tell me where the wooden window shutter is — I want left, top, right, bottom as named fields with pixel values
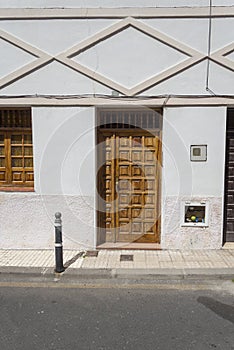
left=0, top=108, right=34, bottom=189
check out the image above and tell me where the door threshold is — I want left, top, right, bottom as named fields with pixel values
left=222, top=242, right=234, bottom=249
left=97, top=242, right=161, bottom=250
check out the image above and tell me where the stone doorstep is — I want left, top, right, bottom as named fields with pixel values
left=222, top=243, right=234, bottom=249
left=97, top=243, right=161, bottom=250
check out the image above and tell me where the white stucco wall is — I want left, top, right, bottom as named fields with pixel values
left=32, top=107, right=95, bottom=196
left=0, top=107, right=96, bottom=249
left=0, top=3, right=233, bottom=250
left=161, top=106, right=227, bottom=249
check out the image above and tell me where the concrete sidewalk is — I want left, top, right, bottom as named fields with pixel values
left=0, top=249, right=233, bottom=279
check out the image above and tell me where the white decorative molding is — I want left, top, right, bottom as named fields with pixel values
left=0, top=7, right=233, bottom=19
left=0, top=29, right=52, bottom=89
left=56, top=17, right=205, bottom=96
left=0, top=17, right=233, bottom=96
left=0, top=19, right=119, bottom=56
left=0, top=96, right=233, bottom=106
left=226, top=50, right=234, bottom=61
left=210, top=43, right=234, bottom=72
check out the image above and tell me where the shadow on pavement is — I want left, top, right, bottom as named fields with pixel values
left=197, top=296, right=234, bottom=324
left=64, top=252, right=84, bottom=269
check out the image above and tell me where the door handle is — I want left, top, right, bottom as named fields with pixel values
left=115, top=176, right=119, bottom=192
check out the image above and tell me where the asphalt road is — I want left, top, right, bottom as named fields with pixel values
left=0, top=280, right=233, bottom=350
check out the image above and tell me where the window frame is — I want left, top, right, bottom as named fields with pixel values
left=0, top=108, right=34, bottom=192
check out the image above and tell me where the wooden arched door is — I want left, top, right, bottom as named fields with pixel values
left=97, top=109, right=162, bottom=244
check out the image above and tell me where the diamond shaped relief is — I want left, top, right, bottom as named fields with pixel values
left=0, top=19, right=118, bottom=56
left=56, top=18, right=205, bottom=96
left=210, top=43, right=234, bottom=73
left=72, top=26, right=189, bottom=89
left=0, top=38, right=36, bottom=79
left=0, top=17, right=232, bottom=95
left=0, top=29, right=52, bottom=90
left=225, top=50, right=234, bottom=62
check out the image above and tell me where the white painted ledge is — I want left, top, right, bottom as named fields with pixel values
left=0, top=7, right=234, bottom=19
left=0, top=96, right=233, bottom=106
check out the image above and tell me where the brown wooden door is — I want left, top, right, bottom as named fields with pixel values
left=224, top=129, right=234, bottom=243
left=100, top=131, right=161, bottom=243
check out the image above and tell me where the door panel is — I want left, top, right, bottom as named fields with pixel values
left=224, top=129, right=234, bottom=242
left=100, top=132, right=161, bottom=243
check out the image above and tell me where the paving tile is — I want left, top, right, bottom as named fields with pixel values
left=171, top=262, right=186, bottom=268
left=185, top=262, right=201, bottom=268
left=199, top=262, right=216, bottom=268
left=0, top=249, right=234, bottom=270
left=134, top=263, right=146, bottom=268
left=27, top=251, right=42, bottom=265
left=169, top=255, right=184, bottom=259
left=159, top=262, right=173, bottom=268
left=69, top=259, right=83, bottom=269
left=145, top=264, right=160, bottom=268
left=82, top=257, right=97, bottom=268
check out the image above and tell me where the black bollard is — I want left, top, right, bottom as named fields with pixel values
left=54, top=212, right=65, bottom=273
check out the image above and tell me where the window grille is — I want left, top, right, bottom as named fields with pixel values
left=98, top=109, right=161, bottom=129
left=0, top=109, right=31, bottom=129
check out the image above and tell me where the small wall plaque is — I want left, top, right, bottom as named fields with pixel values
left=190, top=145, right=207, bottom=161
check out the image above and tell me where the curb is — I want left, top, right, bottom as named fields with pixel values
left=0, top=266, right=233, bottom=281
left=0, top=266, right=55, bottom=276
left=65, top=267, right=234, bottom=280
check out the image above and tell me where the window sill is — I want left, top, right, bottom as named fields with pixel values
left=181, top=223, right=209, bottom=228
left=0, top=187, right=34, bottom=192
